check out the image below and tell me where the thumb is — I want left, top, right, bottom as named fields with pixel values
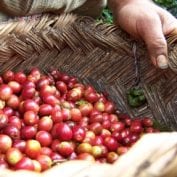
left=138, top=15, right=168, bottom=69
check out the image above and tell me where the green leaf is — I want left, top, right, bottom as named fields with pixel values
left=127, top=87, right=147, bottom=108
left=98, top=7, right=113, bottom=24
left=138, top=95, right=146, bottom=103
left=128, top=88, right=144, bottom=97
left=127, top=95, right=140, bottom=107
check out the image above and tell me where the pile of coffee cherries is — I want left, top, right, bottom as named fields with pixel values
left=0, top=68, right=159, bottom=172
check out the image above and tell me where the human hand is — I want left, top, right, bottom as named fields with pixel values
left=109, top=0, right=177, bottom=69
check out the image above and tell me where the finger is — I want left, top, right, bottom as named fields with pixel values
left=158, top=8, right=177, bottom=36
left=137, top=14, right=168, bottom=69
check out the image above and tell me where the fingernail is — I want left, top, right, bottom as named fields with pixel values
left=157, top=55, right=168, bottom=69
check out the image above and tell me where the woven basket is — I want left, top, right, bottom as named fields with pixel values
left=1, top=13, right=177, bottom=129
left=0, top=13, right=177, bottom=177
